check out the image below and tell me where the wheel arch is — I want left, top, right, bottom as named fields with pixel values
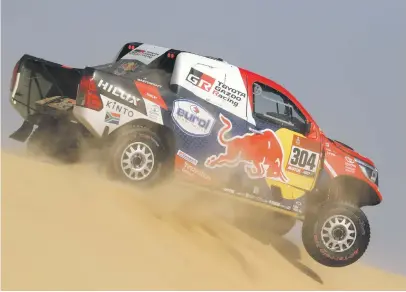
left=304, top=171, right=381, bottom=215
left=107, top=118, right=177, bottom=161
left=326, top=175, right=381, bottom=207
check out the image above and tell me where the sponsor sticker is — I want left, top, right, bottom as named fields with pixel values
left=105, top=100, right=134, bottom=117
left=182, top=161, right=211, bottom=181
left=104, top=111, right=120, bottom=125
left=177, top=150, right=198, bottom=166
left=205, top=113, right=289, bottom=183
left=286, top=135, right=321, bottom=177
left=134, top=80, right=167, bottom=110
left=145, top=103, right=163, bottom=124
left=136, top=78, right=162, bottom=88
left=344, top=156, right=356, bottom=173
left=172, top=100, right=215, bottom=137
left=130, top=49, right=159, bottom=60
left=292, top=201, right=303, bottom=213
left=97, top=79, right=141, bottom=108
left=186, top=68, right=216, bottom=92
left=212, top=81, right=246, bottom=108
left=123, top=44, right=169, bottom=64
left=326, top=150, right=336, bottom=157
left=184, top=68, right=246, bottom=109
left=234, top=191, right=292, bottom=210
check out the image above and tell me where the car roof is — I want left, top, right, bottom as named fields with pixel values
left=117, top=42, right=317, bottom=125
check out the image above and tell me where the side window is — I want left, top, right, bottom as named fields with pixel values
left=253, top=82, right=307, bottom=134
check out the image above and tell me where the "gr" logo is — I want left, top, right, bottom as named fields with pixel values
left=186, top=68, right=215, bottom=92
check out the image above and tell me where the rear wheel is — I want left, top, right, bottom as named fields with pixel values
left=108, top=127, right=169, bottom=187
left=302, top=201, right=370, bottom=267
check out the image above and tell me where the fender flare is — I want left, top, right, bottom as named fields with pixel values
left=311, top=170, right=381, bottom=208
left=106, top=118, right=176, bottom=161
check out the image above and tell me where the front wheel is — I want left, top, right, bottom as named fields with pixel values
left=302, top=201, right=370, bottom=268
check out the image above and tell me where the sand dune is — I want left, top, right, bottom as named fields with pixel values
left=2, top=150, right=406, bottom=290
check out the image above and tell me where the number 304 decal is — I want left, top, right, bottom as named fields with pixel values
left=287, top=146, right=320, bottom=177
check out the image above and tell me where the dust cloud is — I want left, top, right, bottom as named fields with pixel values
left=2, top=149, right=406, bottom=290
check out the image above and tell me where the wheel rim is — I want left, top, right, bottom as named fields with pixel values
left=120, top=142, right=155, bottom=181
left=321, top=215, right=357, bottom=253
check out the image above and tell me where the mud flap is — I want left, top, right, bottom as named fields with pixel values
left=9, top=120, right=34, bottom=142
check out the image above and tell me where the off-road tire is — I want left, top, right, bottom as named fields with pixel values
left=108, top=127, right=168, bottom=187
left=302, top=201, right=370, bottom=268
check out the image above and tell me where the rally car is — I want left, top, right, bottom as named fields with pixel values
left=8, top=42, right=382, bottom=268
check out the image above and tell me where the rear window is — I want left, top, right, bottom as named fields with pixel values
left=95, top=51, right=178, bottom=78
left=90, top=52, right=179, bottom=90
left=92, top=59, right=146, bottom=77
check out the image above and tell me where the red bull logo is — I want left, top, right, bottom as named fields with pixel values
left=204, top=113, right=289, bottom=183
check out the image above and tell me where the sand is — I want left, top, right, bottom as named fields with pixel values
left=2, top=150, right=406, bottom=290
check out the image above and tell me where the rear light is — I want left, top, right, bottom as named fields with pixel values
left=10, top=62, right=19, bottom=91
left=79, top=76, right=103, bottom=111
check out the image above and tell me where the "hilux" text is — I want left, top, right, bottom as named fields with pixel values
left=98, top=80, right=141, bottom=106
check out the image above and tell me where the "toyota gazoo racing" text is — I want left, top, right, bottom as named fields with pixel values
left=212, top=81, right=246, bottom=107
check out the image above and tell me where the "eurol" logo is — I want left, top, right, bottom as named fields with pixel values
left=172, top=99, right=215, bottom=137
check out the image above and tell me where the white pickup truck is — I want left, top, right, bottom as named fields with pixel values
left=8, top=42, right=382, bottom=268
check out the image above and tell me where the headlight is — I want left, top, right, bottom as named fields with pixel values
left=355, top=158, right=378, bottom=185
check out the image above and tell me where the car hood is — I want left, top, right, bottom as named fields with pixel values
left=328, top=138, right=375, bottom=167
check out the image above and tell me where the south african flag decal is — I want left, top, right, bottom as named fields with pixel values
left=105, top=111, right=121, bottom=125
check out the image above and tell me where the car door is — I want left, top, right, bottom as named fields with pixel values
left=246, top=78, right=323, bottom=203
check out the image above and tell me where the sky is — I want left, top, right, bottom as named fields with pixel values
left=2, top=0, right=406, bottom=275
